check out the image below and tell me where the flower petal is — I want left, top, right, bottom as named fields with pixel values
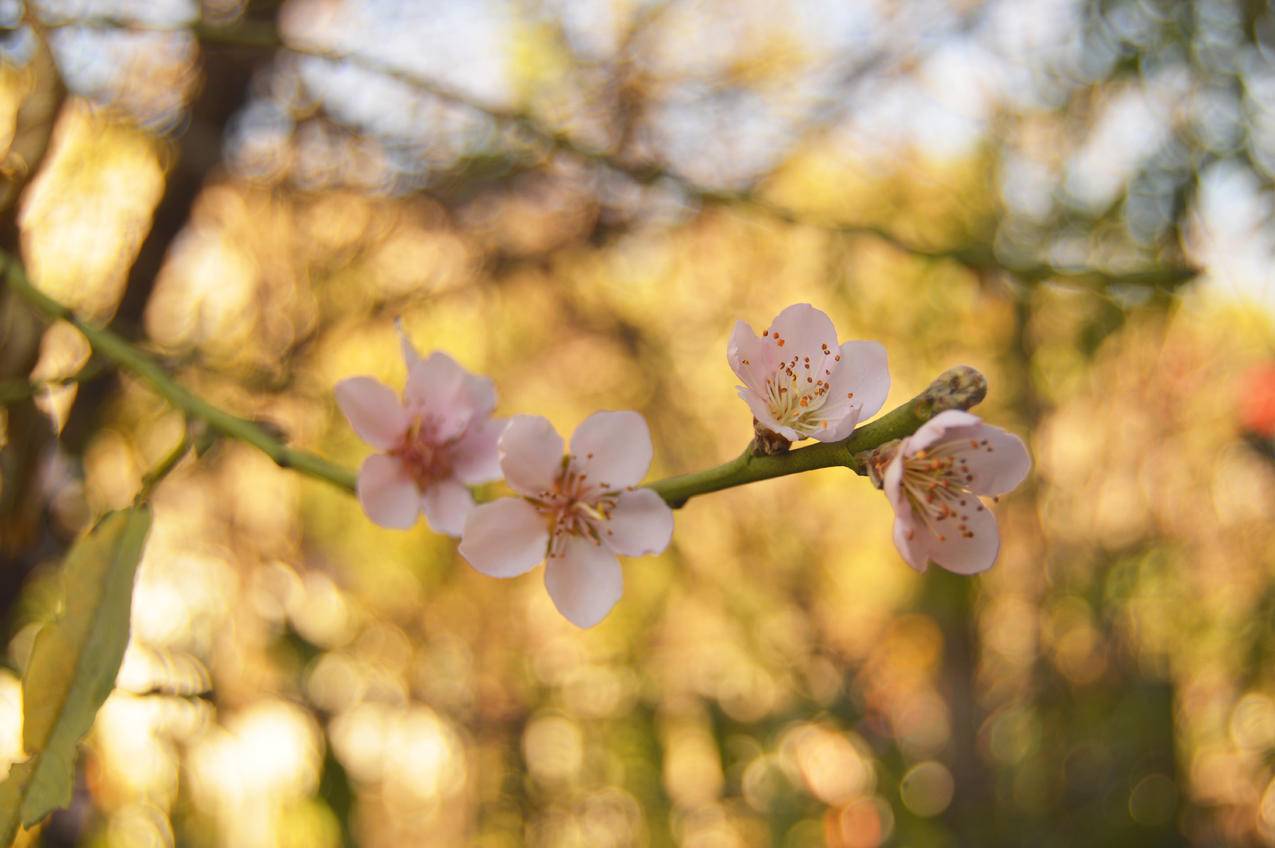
left=727, top=320, right=780, bottom=394
left=892, top=504, right=931, bottom=573
left=334, top=377, right=409, bottom=450
left=739, top=387, right=800, bottom=442
left=907, top=409, right=982, bottom=455
left=451, top=418, right=507, bottom=484
left=925, top=499, right=1000, bottom=575
left=499, top=415, right=564, bottom=496
left=404, top=352, right=497, bottom=442
left=459, top=497, right=548, bottom=578
left=768, top=303, right=839, bottom=364
left=571, top=411, right=653, bottom=489
left=963, top=426, right=1031, bottom=497
left=544, top=537, right=623, bottom=628
left=421, top=478, right=474, bottom=537
left=602, top=488, right=674, bottom=556
left=801, top=401, right=859, bottom=443
left=357, top=454, right=420, bottom=529
left=826, top=340, right=890, bottom=420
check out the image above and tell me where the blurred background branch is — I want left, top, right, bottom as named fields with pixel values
left=42, top=13, right=1201, bottom=294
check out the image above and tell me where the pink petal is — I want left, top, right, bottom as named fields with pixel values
left=907, top=410, right=982, bottom=455
left=499, top=415, right=565, bottom=496
left=458, top=497, right=548, bottom=578
left=570, top=411, right=652, bottom=489
left=334, top=377, right=409, bottom=450
left=768, top=303, right=839, bottom=365
left=420, top=478, right=474, bottom=537
left=823, top=340, right=890, bottom=420
left=962, top=425, right=1031, bottom=497
left=451, top=418, right=507, bottom=485
left=544, top=537, right=623, bottom=628
left=892, top=504, right=931, bottom=573
left=602, top=488, right=674, bottom=556
left=924, top=499, right=1000, bottom=575
left=404, top=352, right=496, bottom=442
left=357, top=454, right=420, bottom=529
left=812, top=412, right=858, bottom=443
left=727, top=320, right=780, bottom=394
left=739, top=387, right=801, bottom=442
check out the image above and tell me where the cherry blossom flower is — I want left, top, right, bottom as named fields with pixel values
left=458, top=412, right=674, bottom=628
left=728, top=303, right=890, bottom=444
left=334, top=331, right=505, bottom=535
left=876, top=410, right=1030, bottom=574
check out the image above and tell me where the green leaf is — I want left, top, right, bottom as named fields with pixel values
left=0, top=507, right=152, bottom=844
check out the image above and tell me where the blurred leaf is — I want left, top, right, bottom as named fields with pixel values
left=0, top=506, right=152, bottom=843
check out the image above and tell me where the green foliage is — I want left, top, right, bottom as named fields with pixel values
left=0, top=507, right=152, bottom=844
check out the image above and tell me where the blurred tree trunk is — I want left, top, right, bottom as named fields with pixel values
left=0, top=25, right=65, bottom=621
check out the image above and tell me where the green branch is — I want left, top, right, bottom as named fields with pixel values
left=2, top=250, right=994, bottom=514
left=646, top=366, right=987, bottom=507
left=1, top=253, right=357, bottom=493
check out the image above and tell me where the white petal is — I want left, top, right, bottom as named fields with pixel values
left=544, top=537, right=623, bottom=628
left=824, top=340, right=890, bottom=421
left=404, top=352, right=496, bottom=442
left=499, top=415, right=564, bottom=495
left=908, top=410, right=982, bottom=454
left=420, top=478, right=474, bottom=537
left=740, top=388, right=800, bottom=443
left=404, top=350, right=464, bottom=411
left=882, top=451, right=905, bottom=508
left=357, top=454, right=420, bottom=529
left=892, top=506, right=931, bottom=573
left=768, top=303, right=839, bottom=364
left=925, top=499, right=1000, bottom=575
left=602, top=489, right=674, bottom=556
left=570, top=411, right=652, bottom=489
left=334, top=377, right=408, bottom=450
left=727, top=320, right=780, bottom=394
left=458, top=498, right=548, bottom=578
left=963, top=425, right=1031, bottom=497
left=451, top=418, right=507, bottom=485
left=807, top=405, right=859, bottom=443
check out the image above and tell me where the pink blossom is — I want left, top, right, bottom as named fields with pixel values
left=334, top=331, right=505, bottom=535
left=458, top=412, right=674, bottom=628
left=728, top=303, right=890, bottom=443
left=879, top=410, right=1031, bottom=574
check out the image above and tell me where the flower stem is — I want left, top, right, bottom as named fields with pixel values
left=2, top=252, right=358, bottom=493
left=646, top=366, right=988, bottom=508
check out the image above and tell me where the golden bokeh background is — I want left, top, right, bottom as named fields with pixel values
left=2, top=1, right=1274, bottom=845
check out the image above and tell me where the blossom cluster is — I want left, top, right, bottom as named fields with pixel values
left=336, top=305, right=1030, bottom=627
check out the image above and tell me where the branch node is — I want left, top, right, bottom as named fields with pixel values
left=750, top=418, right=791, bottom=457
left=915, top=365, right=987, bottom=421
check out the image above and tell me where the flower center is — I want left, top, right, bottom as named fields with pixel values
left=391, top=417, right=454, bottom=488
left=528, top=456, right=619, bottom=557
left=761, top=345, right=844, bottom=435
left=898, top=441, right=984, bottom=544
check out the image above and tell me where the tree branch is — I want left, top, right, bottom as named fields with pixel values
left=2, top=252, right=357, bottom=493
left=44, top=15, right=1200, bottom=293
left=646, top=365, right=988, bottom=508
